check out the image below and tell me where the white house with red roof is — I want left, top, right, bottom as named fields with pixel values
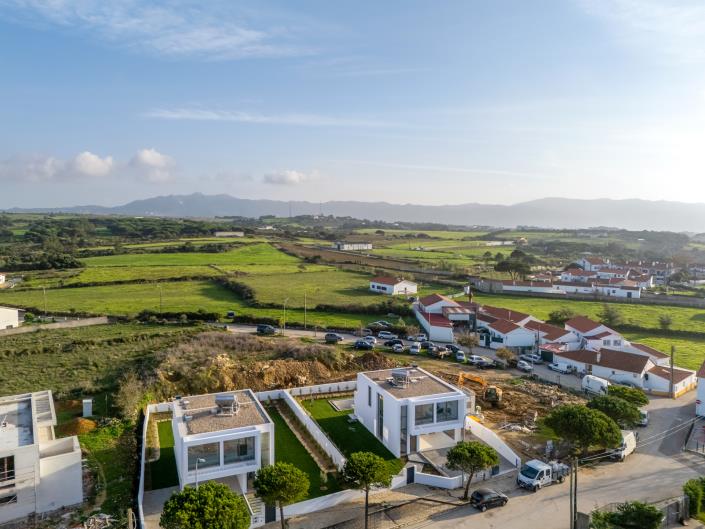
left=479, top=305, right=536, bottom=327
left=524, top=320, right=579, bottom=347
left=484, top=319, right=535, bottom=351
left=596, top=268, right=632, bottom=280
left=578, top=256, right=608, bottom=271
left=564, top=316, right=613, bottom=341
left=413, top=294, right=457, bottom=342
left=697, top=362, right=705, bottom=416
left=625, top=343, right=671, bottom=366
left=369, top=276, right=417, bottom=296
left=560, top=268, right=599, bottom=283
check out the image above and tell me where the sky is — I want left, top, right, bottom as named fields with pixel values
left=1, top=0, right=705, bottom=208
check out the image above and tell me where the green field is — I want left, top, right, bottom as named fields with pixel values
left=621, top=332, right=705, bottom=371
left=354, top=228, right=490, bottom=239
left=301, top=398, right=403, bottom=474
left=148, top=421, right=180, bottom=490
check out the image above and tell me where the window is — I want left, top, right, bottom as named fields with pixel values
left=0, top=492, right=17, bottom=506
left=414, top=404, right=434, bottom=426
left=224, top=437, right=255, bottom=465
left=436, top=401, right=459, bottom=422
left=187, top=442, right=220, bottom=470
left=0, top=457, right=14, bottom=483
left=368, top=386, right=372, bottom=407
left=400, top=405, right=408, bottom=455
left=377, top=394, right=384, bottom=439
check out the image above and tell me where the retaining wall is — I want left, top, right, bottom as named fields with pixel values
left=465, top=418, right=521, bottom=468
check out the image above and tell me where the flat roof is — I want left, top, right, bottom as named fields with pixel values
left=0, top=390, right=56, bottom=450
left=175, top=390, right=271, bottom=437
left=364, top=367, right=461, bottom=399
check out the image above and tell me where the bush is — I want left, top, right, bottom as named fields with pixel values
left=684, top=478, right=705, bottom=518
left=608, top=385, right=648, bottom=407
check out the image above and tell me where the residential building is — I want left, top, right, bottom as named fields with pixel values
left=0, top=391, right=83, bottom=524
left=369, top=276, right=417, bottom=296
left=697, top=362, right=705, bottom=417
left=524, top=320, right=579, bottom=347
left=625, top=343, right=671, bottom=366
left=577, top=256, right=608, bottom=272
left=560, top=268, right=599, bottom=283
left=596, top=268, right=631, bottom=280
left=171, top=390, right=274, bottom=493
left=414, top=310, right=454, bottom=342
left=483, top=319, right=535, bottom=351
left=564, top=316, right=614, bottom=342
left=353, top=367, right=468, bottom=458
left=499, top=280, right=557, bottom=294
left=0, top=307, right=20, bottom=330
left=479, top=305, right=536, bottom=326
left=332, top=241, right=372, bottom=251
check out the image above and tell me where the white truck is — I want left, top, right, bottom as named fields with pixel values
left=517, top=459, right=570, bottom=492
left=609, top=430, right=637, bottom=462
left=582, top=374, right=610, bottom=395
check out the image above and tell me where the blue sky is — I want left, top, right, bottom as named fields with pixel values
left=1, top=0, right=704, bottom=208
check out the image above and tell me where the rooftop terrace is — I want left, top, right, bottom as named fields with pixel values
left=365, top=367, right=461, bottom=399
left=175, top=390, right=270, bottom=436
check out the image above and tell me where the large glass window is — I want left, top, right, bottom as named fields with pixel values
left=400, top=405, right=408, bottom=455
left=414, top=404, right=434, bottom=426
left=224, top=437, right=256, bottom=465
left=0, top=457, right=14, bottom=483
left=436, top=401, right=459, bottom=422
left=377, top=394, right=384, bottom=439
left=187, top=442, right=220, bottom=471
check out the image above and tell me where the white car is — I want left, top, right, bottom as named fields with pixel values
left=378, top=331, right=398, bottom=340
left=516, top=360, right=533, bottom=372
left=392, top=343, right=405, bottom=353
left=548, top=363, right=570, bottom=374
left=467, top=354, right=484, bottom=365
left=407, top=333, right=427, bottom=342
left=520, top=354, right=543, bottom=364
left=363, top=336, right=377, bottom=345
left=455, top=351, right=467, bottom=363
left=409, top=342, right=421, bottom=355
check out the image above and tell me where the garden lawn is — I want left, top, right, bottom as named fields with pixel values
left=266, top=405, right=340, bottom=498
left=0, top=280, right=384, bottom=328
left=147, top=421, right=179, bottom=490
left=301, top=398, right=404, bottom=474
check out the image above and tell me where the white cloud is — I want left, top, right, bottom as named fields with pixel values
left=263, top=169, right=318, bottom=185
left=72, top=151, right=114, bottom=177
left=130, top=148, right=174, bottom=183
left=144, top=107, right=392, bottom=128
left=1, top=0, right=313, bottom=60
left=577, top=0, right=705, bottom=62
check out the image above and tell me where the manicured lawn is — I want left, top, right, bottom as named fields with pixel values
left=301, top=398, right=404, bottom=474
left=266, top=405, right=340, bottom=498
left=148, top=421, right=179, bottom=490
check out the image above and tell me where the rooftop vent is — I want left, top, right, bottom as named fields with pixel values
left=390, top=369, right=411, bottom=388
left=184, top=415, right=193, bottom=422
left=215, top=393, right=240, bottom=416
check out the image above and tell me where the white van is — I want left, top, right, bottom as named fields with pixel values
left=610, top=430, right=637, bottom=461
left=582, top=375, right=610, bottom=395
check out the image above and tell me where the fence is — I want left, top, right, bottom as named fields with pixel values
left=465, top=417, right=521, bottom=468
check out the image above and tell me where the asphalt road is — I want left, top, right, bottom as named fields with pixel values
left=408, top=394, right=704, bottom=529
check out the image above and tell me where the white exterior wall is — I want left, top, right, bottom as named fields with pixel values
left=489, top=327, right=534, bottom=350
left=36, top=438, right=83, bottom=513
left=591, top=365, right=647, bottom=388
left=369, top=282, right=394, bottom=295
left=697, top=377, right=705, bottom=417
left=0, top=274, right=5, bottom=285
left=595, top=286, right=641, bottom=299
left=0, top=444, right=40, bottom=523
left=502, top=284, right=556, bottom=294
left=369, top=281, right=417, bottom=295
left=413, top=308, right=454, bottom=343
left=0, top=307, right=20, bottom=329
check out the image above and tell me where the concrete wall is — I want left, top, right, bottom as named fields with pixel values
left=0, top=307, right=20, bottom=330
left=36, top=440, right=83, bottom=513
left=465, top=418, right=521, bottom=468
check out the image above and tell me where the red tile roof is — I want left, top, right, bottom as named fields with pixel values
left=586, top=331, right=614, bottom=340
left=488, top=318, right=521, bottom=334
left=565, top=316, right=602, bottom=334
left=630, top=343, right=669, bottom=360
left=417, top=310, right=453, bottom=328
left=563, top=268, right=598, bottom=277
left=481, top=305, right=531, bottom=323
left=647, top=365, right=695, bottom=384
left=555, top=348, right=652, bottom=374
left=370, top=276, right=401, bottom=286
left=477, top=313, right=498, bottom=324
left=583, top=256, right=606, bottom=265
left=524, top=320, right=571, bottom=341
left=419, top=293, right=456, bottom=307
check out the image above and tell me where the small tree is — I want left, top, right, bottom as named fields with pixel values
left=115, top=371, right=147, bottom=422
left=495, top=347, right=516, bottom=366
left=254, top=463, right=309, bottom=529
left=590, top=501, right=663, bottom=529
left=597, top=304, right=623, bottom=328
left=608, top=385, right=648, bottom=407
left=342, top=452, right=394, bottom=529
left=160, top=481, right=250, bottom=529
left=658, top=313, right=673, bottom=332
left=544, top=405, right=621, bottom=455
left=446, top=441, right=499, bottom=500
left=684, top=478, right=705, bottom=518
left=456, top=332, right=479, bottom=349
left=548, top=307, right=577, bottom=325
left=587, top=395, right=640, bottom=428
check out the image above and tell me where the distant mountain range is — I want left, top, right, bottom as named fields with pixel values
left=6, top=193, right=705, bottom=232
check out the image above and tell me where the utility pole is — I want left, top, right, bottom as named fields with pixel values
left=42, top=286, right=47, bottom=316
left=159, top=285, right=163, bottom=315
left=304, top=292, right=307, bottom=329
left=282, top=298, right=289, bottom=334
left=670, top=345, right=676, bottom=398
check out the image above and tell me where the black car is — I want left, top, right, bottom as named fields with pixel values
left=420, top=341, right=435, bottom=350
left=445, top=344, right=461, bottom=354
left=353, top=339, right=374, bottom=350
left=476, top=358, right=498, bottom=369
left=324, top=333, right=344, bottom=344
left=256, top=324, right=277, bottom=335
left=469, top=488, right=508, bottom=512
left=384, top=339, right=404, bottom=347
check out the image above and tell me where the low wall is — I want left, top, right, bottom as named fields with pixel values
left=415, top=472, right=463, bottom=489
left=137, top=404, right=154, bottom=529
left=289, top=381, right=357, bottom=397
left=0, top=316, right=109, bottom=336
left=465, top=418, right=521, bottom=468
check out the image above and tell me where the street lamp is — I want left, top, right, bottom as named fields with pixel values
left=195, top=457, right=206, bottom=489
left=282, top=297, right=289, bottom=334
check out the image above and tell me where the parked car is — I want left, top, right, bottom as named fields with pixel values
left=548, top=362, right=570, bottom=374
left=378, top=331, right=399, bottom=340
left=359, top=328, right=373, bottom=337
left=407, top=333, right=427, bottom=342
left=226, top=310, right=236, bottom=318
left=384, top=339, right=404, bottom=347
left=516, top=360, right=534, bottom=372
left=353, top=339, right=374, bottom=350
left=445, top=344, right=461, bottom=354
left=466, top=354, right=484, bottom=365
left=256, top=324, right=276, bottom=335
left=370, top=320, right=391, bottom=328
left=455, top=351, right=466, bottom=363
left=363, top=336, right=377, bottom=345
left=519, top=353, right=543, bottom=364
left=638, top=409, right=649, bottom=427
left=392, top=344, right=405, bottom=354
left=409, top=342, right=422, bottom=355
left=476, top=357, right=497, bottom=369
left=469, top=488, right=508, bottom=512
left=324, top=333, right=344, bottom=344
left=429, top=347, right=450, bottom=359
left=420, top=341, right=435, bottom=350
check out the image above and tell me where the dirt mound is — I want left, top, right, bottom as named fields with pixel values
left=355, top=351, right=397, bottom=371
left=56, top=417, right=97, bottom=436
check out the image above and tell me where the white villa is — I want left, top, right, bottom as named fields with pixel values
left=353, top=367, right=468, bottom=458
left=172, top=390, right=274, bottom=493
left=0, top=391, right=83, bottom=524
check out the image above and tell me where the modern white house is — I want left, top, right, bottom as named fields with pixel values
left=171, top=390, right=274, bottom=493
left=353, top=367, right=468, bottom=458
left=369, top=276, right=418, bottom=296
left=697, top=362, right=705, bottom=417
left=332, top=242, right=372, bottom=251
left=0, top=391, right=83, bottom=525
left=0, top=307, right=20, bottom=330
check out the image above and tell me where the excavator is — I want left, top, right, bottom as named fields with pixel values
left=456, top=372, right=503, bottom=407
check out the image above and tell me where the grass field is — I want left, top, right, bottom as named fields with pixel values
left=0, top=280, right=384, bottom=328
left=267, top=405, right=341, bottom=498
left=354, top=228, right=490, bottom=239
left=621, top=332, right=705, bottom=371
left=301, top=397, right=403, bottom=474
left=147, top=421, right=179, bottom=490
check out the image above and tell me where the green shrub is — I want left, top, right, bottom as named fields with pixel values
left=684, top=478, right=704, bottom=517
